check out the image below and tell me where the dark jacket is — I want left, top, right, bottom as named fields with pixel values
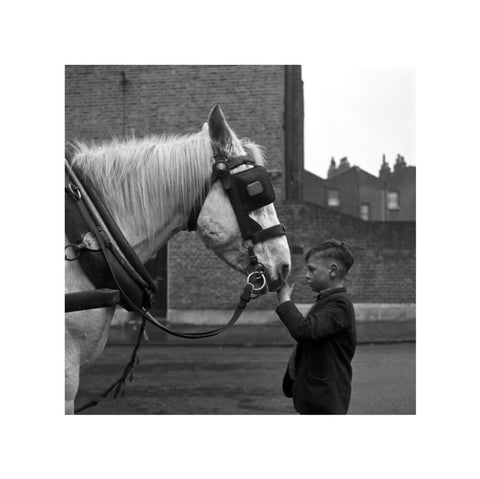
left=276, top=287, right=356, bottom=414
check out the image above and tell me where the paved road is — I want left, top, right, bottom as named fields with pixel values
left=75, top=343, right=415, bottom=414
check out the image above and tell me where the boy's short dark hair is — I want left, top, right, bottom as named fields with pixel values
left=306, top=240, right=354, bottom=274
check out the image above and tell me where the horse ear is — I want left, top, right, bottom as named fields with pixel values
left=207, top=105, right=234, bottom=150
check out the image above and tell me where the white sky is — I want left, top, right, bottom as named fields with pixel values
left=302, top=65, right=415, bottom=178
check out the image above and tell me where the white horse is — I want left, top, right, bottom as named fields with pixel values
left=65, top=105, right=291, bottom=414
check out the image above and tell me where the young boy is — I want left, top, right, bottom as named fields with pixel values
left=276, top=239, right=356, bottom=414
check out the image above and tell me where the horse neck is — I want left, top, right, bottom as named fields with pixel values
left=76, top=135, right=213, bottom=263
left=127, top=212, right=184, bottom=264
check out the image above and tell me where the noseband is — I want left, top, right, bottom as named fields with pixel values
left=187, top=152, right=286, bottom=290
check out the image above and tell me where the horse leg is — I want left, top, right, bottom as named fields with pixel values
left=65, top=332, right=80, bottom=414
left=65, top=368, right=79, bottom=415
left=65, top=306, right=116, bottom=414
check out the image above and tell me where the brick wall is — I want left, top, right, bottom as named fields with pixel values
left=277, top=202, right=416, bottom=304
left=168, top=201, right=416, bottom=311
left=65, top=65, right=287, bottom=199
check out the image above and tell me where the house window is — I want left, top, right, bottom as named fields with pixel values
left=360, top=203, right=370, bottom=221
left=387, top=191, right=400, bottom=210
left=328, top=189, right=340, bottom=206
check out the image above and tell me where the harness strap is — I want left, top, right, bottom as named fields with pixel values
left=251, top=224, right=287, bottom=244
left=65, top=289, right=120, bottom=313
left=65, top=161, right=154, bottom=309
left=73, top=166, right=157, bottom=292
left=66, top=159, right=157, bottom=293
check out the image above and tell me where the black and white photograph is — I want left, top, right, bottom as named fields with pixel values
left=65, top=65, right=415, bottom=415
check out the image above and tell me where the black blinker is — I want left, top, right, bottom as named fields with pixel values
left=187, top=154, right=286, bottom=244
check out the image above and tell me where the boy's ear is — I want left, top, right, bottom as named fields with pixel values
left=329, top=263, right=340, bottom=278
left=330, top=262, right=339, bottom=272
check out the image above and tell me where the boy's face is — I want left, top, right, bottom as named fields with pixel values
left=305, top=256, right=338, bottom=292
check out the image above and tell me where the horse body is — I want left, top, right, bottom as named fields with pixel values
left=65, top=106, right=291, bottom=414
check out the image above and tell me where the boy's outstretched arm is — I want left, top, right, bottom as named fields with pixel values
left=276, top=283, right=351, bottom=341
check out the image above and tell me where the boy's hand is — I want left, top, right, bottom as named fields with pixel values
left=277, top=282, right=294, bottom=304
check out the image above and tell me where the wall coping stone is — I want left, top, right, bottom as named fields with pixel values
left=112, top=303, right=416, bottom=326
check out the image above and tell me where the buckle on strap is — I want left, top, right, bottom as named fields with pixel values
left=66, top=183, right=82, bottom=201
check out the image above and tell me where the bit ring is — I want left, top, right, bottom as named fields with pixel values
left=246, top=271, right=267, bottom=292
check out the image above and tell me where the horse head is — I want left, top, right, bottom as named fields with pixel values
left=196, top=105, right=291, bottom=291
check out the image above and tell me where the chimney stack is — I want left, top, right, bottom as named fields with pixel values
left=379, top=154, right=391, bottom=181
left=337, top=157, right=351, bottom=174
left=327, top=157, right=337, bottom=178
left=393, top=154, right=407, bottom=174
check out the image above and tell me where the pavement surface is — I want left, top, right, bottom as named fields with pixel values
left=76, top=340, right=416, bottom=415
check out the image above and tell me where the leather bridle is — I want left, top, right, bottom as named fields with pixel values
left=186, top=152, right=287, bottom=290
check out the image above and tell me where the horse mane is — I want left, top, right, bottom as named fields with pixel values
left=69, top=130, right=266, bottom=242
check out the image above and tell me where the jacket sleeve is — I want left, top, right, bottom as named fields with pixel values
left=276, top=299, right=351, bottom=341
